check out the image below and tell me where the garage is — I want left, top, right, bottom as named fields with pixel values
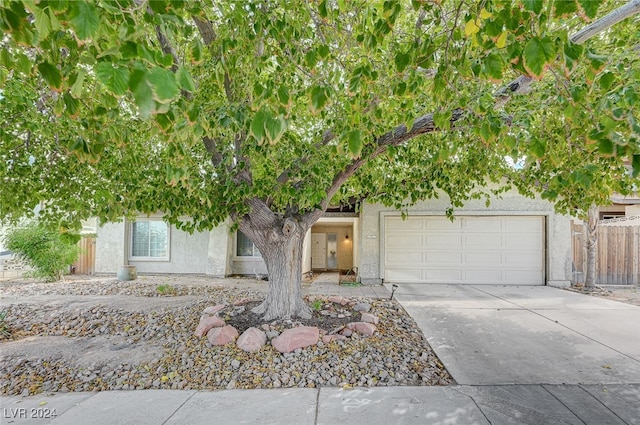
left=383, top=215, right=545, bottom=285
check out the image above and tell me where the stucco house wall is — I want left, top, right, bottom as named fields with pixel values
left=96, top=192, right=571, bottom=288
left=359, top=190, right=572, bottom=287
left=95, top=219, right=209, bottom=274
left=94, top=221, right=126, bottom=274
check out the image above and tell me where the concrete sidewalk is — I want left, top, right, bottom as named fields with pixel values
left=390, top=284, right=640, bottom=385
left=2, top=384, right=639, bottom=425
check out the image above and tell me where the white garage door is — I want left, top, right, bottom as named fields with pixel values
left=384, top=216, right=544, bottom=285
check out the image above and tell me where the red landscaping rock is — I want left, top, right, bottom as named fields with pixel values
left=194, top=315, right=225, bottom=337
left=237, top=327, right=267, bottom=352
left=233, top=298, right=251, bottom=306
left=340, top=328, right=353, bottom=337
left=207, top=325, right=239, bottom=346
left=202, top=305, right=226, bottom=315
left=271, top=326, right=319, bottom=353
left=346, top=322, right=377, bottom=337
left=322, top=334, right=348, bottom=344
left=360, top=312, right=379, bottom=324
left=327, top=295, right=350, bottom=306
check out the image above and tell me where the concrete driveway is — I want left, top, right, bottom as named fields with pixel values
left=390, top=284, right=640, bottom=385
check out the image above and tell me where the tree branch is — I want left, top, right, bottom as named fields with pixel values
left=571, top=0, right=640, bottom=44
left=154, top=25, right=179, bottom=72
left=192, top=15, right=217, bottom=45
left=275, top=129, right=336, bottom=185
left=319, top=1, right=640, bottom=213
left=496, top=0, right=640, bottom=100
left=321, top=109, right=465, bottom=211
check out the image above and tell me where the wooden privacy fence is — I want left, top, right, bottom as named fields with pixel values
left=571, top=222, right=640, bottom=285
left=72, top=236, right=96, bottom=275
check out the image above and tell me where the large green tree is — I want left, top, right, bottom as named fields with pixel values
left=1, top=1, right=638, bottom=318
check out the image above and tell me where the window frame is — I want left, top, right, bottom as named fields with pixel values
left=129, top=218, right=171, bottom=261
left=235, top=231, right=261, bottom=258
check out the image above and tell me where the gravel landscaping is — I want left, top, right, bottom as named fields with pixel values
left=0, top=275, right=453, bottom=396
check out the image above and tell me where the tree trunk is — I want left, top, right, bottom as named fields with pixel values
left=240, top=213, right=313, bottom=321
left=585, top=204, right=599, bottom=289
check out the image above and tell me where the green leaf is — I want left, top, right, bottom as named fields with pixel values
left=346, top=130, right=362, bottom=157
left=598, top=72, right=615, bottom=91
left=250, top=109, right=267, bottom=143
left=37, top=61, right=62, bottom=90
left=523, top=0, right=543, bottom=14
left=189, top=39, right=204, bottom=64
left=632, top=155, right=640, bottom=178
left=482, top=53, right=504, bottom=81
left=265, top=115, right=287, bottom=144
left=277, top=85, right=290, bottom=105
left=309, top=86, right=328, bottom=113
left=147, top=67, right=179, bottom=102
left=571, top=170, right=592, bottom=189
left=433, top=109, right=452, bottom=130
left=129, top=69, right=154, bottom=118
left=317, top=44, right=330, bottom=59
left=563, top=41, right=583, bottom=72
left=95, top=63, right=129, bottom=95
left=63, top=92, right=80, bottom=117
left=31, top=5, right=52, bottom=38
left=553, top=0, right=577, bottom=18
left=394, top=51, right=411, bottom=73
left=587, top=50, right=607, bottom=74
left=529, top=138, right=546, bottom=158
left=70, top=70, right=86, bottom=98
left=305, top=50, right=318, bottom=68
left=176, top=66, right=195, bottom=92
left=578, top=0, right=601, bottom=20
left=318, top=0, right=328, bottom=18
left=597, top=139, right=614, bottom=155
left=69, top=2, right=99, bottom=40
left=523, top=37, right=556, bottom=77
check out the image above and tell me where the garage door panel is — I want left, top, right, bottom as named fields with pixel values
left=384, top=216, right=544, bottom=285
left=464, top=252, right=502, bottom=265
left=426, top=252, right=462, bottom=264
left=504, top=270, right=543, bottom=284
left=425, top=269, right=462, bottom=281
left=504, top=218, right=541, bottom=232
left=463, top=270, right=503, bottom=282
left=505, top=234, right=542, bottom=249
left=386, top=217, right=423, bottom=231
left=425, top=218, right=461, bottom=230
left=464, top=234, right=502, bottom=248
left=386, top=251, right=422, bottom=264
left=463, top=218, right=501, bottom=232
left=425, top=234, right=462, bottom=247
left=504, top=252, right=540, bottom=268
left=386, top=269, right=422, bottom=281
left=386, top=234, right=422, bottom=248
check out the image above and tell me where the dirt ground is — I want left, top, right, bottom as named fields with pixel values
left=567, top=284, right=640, bottom=307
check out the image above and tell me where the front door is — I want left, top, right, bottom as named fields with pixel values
left=311, top=233, right=327, bottom=269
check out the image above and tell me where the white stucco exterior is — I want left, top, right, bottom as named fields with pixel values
left=95, top=192, right=571, bottom=288
left=358, top=190, right=572, bottom=287
left=95, top=219, right=210, bottom=274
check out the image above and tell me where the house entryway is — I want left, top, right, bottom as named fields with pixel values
left=310, top=221, right=355, bottom=272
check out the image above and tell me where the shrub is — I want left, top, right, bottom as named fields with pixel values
left=0, top=309, right=10, bottom=339
left=3, top=223, right=80, bottom=281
